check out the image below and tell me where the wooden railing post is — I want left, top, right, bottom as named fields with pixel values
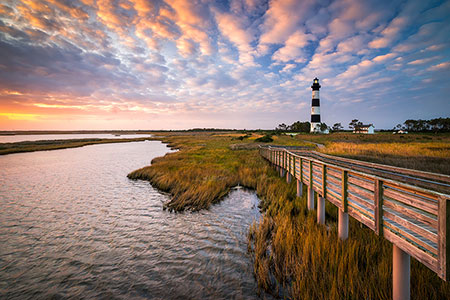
left=281, top=151, right=286, bottom=177
left=293, top=156, right=296, bottom=178
left=438, top=196, right=450, bottom=280
left=342, top=170, right=348, bottom=212
left=374, top=179, right=384, bottom=236
left=308, top=160, right=314, bottom=211
left=339, top=170, right=349, bottom=240
left=286, top=154, right=292, bottom=183
left=297, top=157, right=303, bottom=197
left=322, top=164, right=326, bottom=198
left=318, top=164, right=326, bottom=225
left=300, top=157, right=303, bottom=183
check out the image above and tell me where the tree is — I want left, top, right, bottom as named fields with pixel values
left=290, top=121, right=310, bottom=132
left=332, top=123, right=343, bottom=131
left=320, top=122, right=328, bottom=131
left=276, top=123, right=288, bottom=131
left=393, top=123, right=404, bottom=131
left=402, top=118, right=450, bottom=132
left=349, top=119, right=363, bottom=130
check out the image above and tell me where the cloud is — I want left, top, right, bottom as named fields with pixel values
left=407, top=56, right=441, bottom=65
left=0, top=0, right=449, bottom=130
left=259, top=0, right=315, bottom=46
left=215, top=11, right=256, bottom=65
left=428, top=61, right=450, bottom=71
left=272, top=30, right=315, bottom=63
left=372, top=53, right=397, bottom=62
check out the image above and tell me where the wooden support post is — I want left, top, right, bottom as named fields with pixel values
left=338, top=209, right=348, bottom=240
left=308, top=185, right=315, bottom=211
left=438, top=196, right=450, bottom=280
left=318, top=196, right=325, bottom=225
left=280, top=167, right=286, bottom=177
left=286, top=171, right=292, bottom=183
left=393, top=244, right=410, bottom=300
left=297, top=180, right=303, bottom=197
left=374, top=179, right=384, bottom=236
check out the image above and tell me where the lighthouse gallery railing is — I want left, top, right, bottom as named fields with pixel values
left=259, top=145, right=450, bottom=281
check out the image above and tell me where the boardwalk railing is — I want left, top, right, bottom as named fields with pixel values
left=259, top=145, right=450, bottom=300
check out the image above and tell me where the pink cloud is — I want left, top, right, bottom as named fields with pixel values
left=215, top=11, right=255, bottom=65
left=259, top=0, right=315, bottom=45
left=272, top=30, right=314, bottom=63
left=427, top=61, right=450, bottom=71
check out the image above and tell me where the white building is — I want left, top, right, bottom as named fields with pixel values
left=353, top=124, right=375, bottom=134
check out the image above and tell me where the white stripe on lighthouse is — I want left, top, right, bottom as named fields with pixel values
left=311, top=107, right=320, bottom=115
left=312, top=90, right=319, bottom=99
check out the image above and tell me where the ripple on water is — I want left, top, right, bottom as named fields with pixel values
left=0, top=141, right=270, bottom=299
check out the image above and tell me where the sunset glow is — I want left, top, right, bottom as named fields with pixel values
left=0, top=0, right=449, bottom=130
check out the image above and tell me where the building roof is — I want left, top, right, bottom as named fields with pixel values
left=358, top=124, right=374, bottom=128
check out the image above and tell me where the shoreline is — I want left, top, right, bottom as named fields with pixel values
left=0, top=137, right=156, bottom=155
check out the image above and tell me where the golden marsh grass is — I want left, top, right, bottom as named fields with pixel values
left=127, top=131, right=450, bottom=299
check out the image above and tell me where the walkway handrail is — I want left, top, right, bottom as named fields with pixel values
left=286, top=149, right=450, bottom=192
left=259, top=145, right=450, bottom=282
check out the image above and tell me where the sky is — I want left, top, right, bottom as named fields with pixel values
left=0, top=0, right=449, bottom=130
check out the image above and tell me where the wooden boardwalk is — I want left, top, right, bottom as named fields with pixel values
left=259, top=145, right=450, bottom=287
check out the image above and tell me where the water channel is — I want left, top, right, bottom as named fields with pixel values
left=0, top=133, right=152, bottom=143
left=0, top=140, right=266, bottom=299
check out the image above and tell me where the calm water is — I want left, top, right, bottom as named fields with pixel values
left=0, top=141, right=265, bottom=299
left=0, top=134, right=152, bottom=143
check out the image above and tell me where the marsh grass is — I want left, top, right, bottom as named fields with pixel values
left=127, top=132, right=276, bottom=211
left=270, top=132, right=450, bottom=174
left=128, top=131, right=450, bottom=299
left=248, top=177, right=450, bottom=299
left=320, top=141, right=450, bottom=174
left=0, top=137, right=152, bottom=155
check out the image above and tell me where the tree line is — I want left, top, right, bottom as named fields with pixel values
left=275, top=121, right=328, bottom=132
left=275, top=117, right=449, bottom=133
left=394, top=118, right=450, bottom=133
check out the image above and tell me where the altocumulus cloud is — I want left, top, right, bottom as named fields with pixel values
left=0, top=0, right=449, bottom=130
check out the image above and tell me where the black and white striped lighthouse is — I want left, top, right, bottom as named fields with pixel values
left=310, top=77, right=321, bottom=133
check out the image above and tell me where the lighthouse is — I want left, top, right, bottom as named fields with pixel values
left=310, top=77, right=321, bottom=133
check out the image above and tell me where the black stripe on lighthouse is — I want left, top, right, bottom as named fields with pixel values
left=311, top=115, right=321, bottom=122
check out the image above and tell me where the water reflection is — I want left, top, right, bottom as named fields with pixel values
left=0, top=133, right=152, bottom=143
left=0, top=141, right=265, bottom=299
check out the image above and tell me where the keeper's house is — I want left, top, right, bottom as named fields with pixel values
left=353, top=124, right=375, bottom=134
